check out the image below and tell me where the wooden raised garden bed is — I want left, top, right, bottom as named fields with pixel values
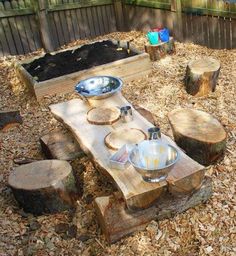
left=15, top=40, right=152, bottom=101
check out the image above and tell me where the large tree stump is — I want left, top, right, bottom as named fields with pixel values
left=40, top=129, right=84, bottom=160
left=8, top=160, right=79, bottom=215
left=168, top=108, right=227, bottom=166
left=145, top=37, right=175, bottom=61
left=94, top=177, right=212, bottom=244
left=184, top=58, right=220, bottom=97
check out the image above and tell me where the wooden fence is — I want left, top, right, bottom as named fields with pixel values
left=124, top=0, right=236, bottom=49
left=0, top=0, right=236, bottom=56
left=0, top=0, right=117, bottom=56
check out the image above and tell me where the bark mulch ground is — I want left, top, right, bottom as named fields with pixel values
left=0, top=31, right=235, bottom=256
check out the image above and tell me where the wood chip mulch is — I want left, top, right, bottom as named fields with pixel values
left=0, top=31, right=235, bottom=256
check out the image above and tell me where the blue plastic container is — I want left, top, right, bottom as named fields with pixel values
left=159, top=28, right=169, bottom=42
left=147, top=32, right=159, bottom=45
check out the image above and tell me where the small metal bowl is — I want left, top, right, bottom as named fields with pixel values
left=128, top=140, right=179, bottom=183
left=75, top=76, right=123, bottom=100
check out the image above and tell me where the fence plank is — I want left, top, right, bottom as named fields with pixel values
left=52, top=11, right=65, bottom=45
left=15, top=15, right=30, bottom=53
left=96, top=5, right=106, bottom=35
left=75, top=8, right=86, bottom=39
left=86, top=7, right=96, bottom=38
left=65, top=9, right=75, bottom=43
left=28, top=14, right=42, bottom=50
left=0, top=20, right=10, bottom=55
left=70, top=9, right=80, bottom=40
left=47, top=12, right=60, bottom=49
left=8, top=16, right=24, bottom=54
left=80, top=7, right=90, bottom=38
left=232, top=19, right=236, bottom=48
left=101, top=5, right=110, bottom=34
left=21, top=15, right=37, bottom=52
left=1, top=18, right=17, bottom=55
left=90, top=6, right=100, bottom=36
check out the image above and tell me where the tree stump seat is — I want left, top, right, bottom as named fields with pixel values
left=8, top=160, right=79, bottom=215
left=145, top=37, right=175, bottom=61
left=168, top=108, right=227, bottom=166
left=184, top=58, right=220, bottom=97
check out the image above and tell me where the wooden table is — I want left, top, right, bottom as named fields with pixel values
left=50, top=92, right=206, bottom=210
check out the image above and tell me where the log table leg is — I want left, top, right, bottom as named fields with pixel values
left=94, top=177, right=212, bottom=244
left=184, top=58, right=220, bottom=97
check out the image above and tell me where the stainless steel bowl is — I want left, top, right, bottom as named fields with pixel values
left=129, top=140, right=179, bottom=183
left=75, top=76, right=123, bottom=100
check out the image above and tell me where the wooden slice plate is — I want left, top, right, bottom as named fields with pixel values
left=104, top=128, right=147, bottom=150
left=87, top=106, right=120, bottom=125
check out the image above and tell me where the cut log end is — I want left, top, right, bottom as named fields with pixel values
left=168, top=108, right=227, bottom=165
left=184, top=58, right=220, bottom=97
left=8, top=160, right=79, bottom=215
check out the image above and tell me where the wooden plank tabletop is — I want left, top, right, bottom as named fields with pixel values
left=50, top=92, right=205, bottom=210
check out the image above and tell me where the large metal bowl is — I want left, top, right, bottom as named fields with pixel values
left=75, top=76, right=123, bottom=100
left=129, top=140, right=179, bottom=183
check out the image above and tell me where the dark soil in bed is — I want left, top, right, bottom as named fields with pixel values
left=23, top=40, right=138, bottom=82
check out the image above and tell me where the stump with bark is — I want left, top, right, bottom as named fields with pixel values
left=145, top=37, right=175, bottom=61
left=184, top=58, right=220, bottom=97
left=168, top=108, right=227, bottom=166
left=8, top=160, right=79, bottom=215
left=40, top=129, right=84, bottom=160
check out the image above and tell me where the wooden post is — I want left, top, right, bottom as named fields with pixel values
left=31, top=0, right=54, bottom=52
left=113, top=0, right=126, bottom=31
left=171, top=0, right=183, bottom=41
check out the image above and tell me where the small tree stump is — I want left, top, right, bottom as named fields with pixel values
left=168, top=108, right=227, bottom=166
left=40, top=129, right=83, bottom=160
left=184, top=58, right=220, bottom=97
left=0, top=110, right=23, bottom=131
left=8, top=160, right=79, bottom=215
left=145, top=37, right=175, bottom=61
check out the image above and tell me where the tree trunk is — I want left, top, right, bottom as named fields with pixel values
left=145, top=37, right=175, bottom=61
left=168, top=108, right=227, bottom=166
left=8, top=160, right=79, bottom=215
left=184, top=58, right=220, bottom=97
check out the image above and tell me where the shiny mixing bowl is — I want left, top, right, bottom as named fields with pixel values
left=128, top=140, right=179, bottom=183
left=75, top=76, right=123, bottom=100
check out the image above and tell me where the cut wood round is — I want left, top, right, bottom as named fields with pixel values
left=168, top=108, right=227, bottom=166
left=8, top=160, right=78, bottom=215
left=184, top=58, right=220, bottom=97
left=104, top=128, right=147, bottom=150
left=87, top=106, right=120, bottom=125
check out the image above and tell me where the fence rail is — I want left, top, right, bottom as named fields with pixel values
left=0, top=0, right=235, bottom=56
